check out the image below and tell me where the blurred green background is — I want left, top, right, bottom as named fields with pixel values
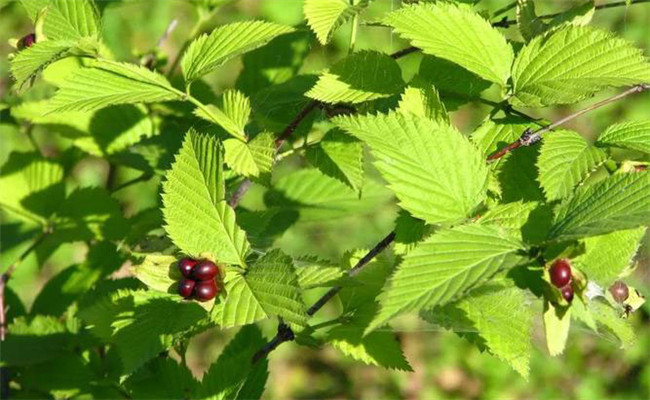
left=1, top=0, right=649, bottom=398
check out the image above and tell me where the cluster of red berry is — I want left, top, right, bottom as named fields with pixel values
left=177, top=258, right=220, bottom=301
left=549, top=259, right=574, bottom=302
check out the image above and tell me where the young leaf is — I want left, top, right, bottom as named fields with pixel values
left=194, top=325, right=269, bottom=400
left=327, top=327, right=412, bottom=371
left=193, top=89, right=251, bottom=139
left=421, top=282, right=533, bottom=378
left=10, top=40, right=75, bottom=89
left=50, top=60, right=182, bottom=112
left=131, top=253, right=179, bottom=295
left=223, top=132, right=275, bottom=180
left=596, top=120, right=650, bottom=154
left=162, top=130, right=250, bottom=266
left=304, top=0, right=368, bottom=45
left=543, top=300, right=571, bottom=356
left=384, top=2, right=514, bottom=86
left=574, top=227, right=646, bottom=286
left=397, top=79, right=450, bottom=124
left=537, top=130, right=608, bottom=202
left=511, top=25, right=650, bottom=107
left=306, top=50, right=404, bottom=104
left=214, top=249, right=307, bottom=328
left=367, top=224, right=524, bottom=334
left=334, top=112, right=488, bottom=225
left=305, top=129, right=364, bottom=194
left=42, top=0, right=101, bottom=40
left=181, top=21, right=294, bottom=83
left=548, top=172, right=650, bottom=240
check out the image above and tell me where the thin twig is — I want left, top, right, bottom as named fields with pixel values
left=487, top=84, right=650, bottom=161
left=110, top=172, right=153, bottom=193
left=0, top=231, right=49, bottom=341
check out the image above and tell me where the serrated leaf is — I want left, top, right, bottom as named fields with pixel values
left=516, top=0, right=546, bottom=42
left=214, top=249, right=307, bottom=328
left=223, top=132, right=274, bottom=180
left=294, top=257, right=346, bottom=289
left=397, top=79, right=450, bottom=124
left=49, top=59, right=182, bottom=112
left=548, top=0, right=594, bottom=28
left=19, top=0, right=48, bottom=22
left=596, top=120, right=650, bottom=154
left=511, top=25, right=650, bottom=107
left=367, top=224, right=523, bottom=334
left=42, top=0, right=101, bottom=41
left=1, top=315, right=74, bottom=366
left=264, top=168, right=391, bottom=222
left=162, top=130, right=250, bottom=266
left=304, top=0, right=367, bottom=45
left=194, top=325, right=268, bottom=400
left=305, top=129, right=364, bottom=193
left=574, top=227, right=646, bottom=286
left=334, top=112, right=487, bottom=225
left=182, top=21, right=294, bottom=83
left=471, top=116, right=536, bottom=158
left=131, top=254, right=180, bottom=294
left=125, top=358, right=199, bottom=400
left=328, top=327, right=412, bottom=371
left=537, top=130, right=608, bottom=201
left=543, top=300, right=571, bottom=356
left=10, top=40, right=75, bottom=89
left=590, top=301, right=635, bottom=348
left=478, top=201, right=552, bottom=244
left=384, top=2, right=513, bottom=86
left=194, top=89, right=251, bottom=139
left=422, top=283, right=532, bottom=378
left=306, top=50, right=404, bottom=104
left=549, top=172, right=650, bottom=240
left=497, top=146, right=544, bottom=203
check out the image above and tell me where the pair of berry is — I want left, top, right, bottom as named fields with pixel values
left=549, top=259, right=574, bottom=302
left=177, top=258, right=220, bottom=301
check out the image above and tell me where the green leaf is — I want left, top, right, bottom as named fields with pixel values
left=384, top=2, right=513, bottom=86
left=497, top=146, right=544, bottom=203
left=511, top=25, right=650, bottom=107
left=537, top=130, right=608, bottom=201
left=547, top=0, right=594, bottom=28
left=0, top=152, right=64, bottom=224
left=193, top=89, right=251, bottom=139
left=50, top=59, right=182, bottom=112
left=19, top=0, right=48, bottom=22
left=214, top=249, right=307, bottom=328
left=306, top=51, right=404, bottom=104
left=181, top=21, right=294, bottom=83
left=162, top=130, right=250, bottom=266
left=590, top=301, right=635, bottom=348
left=223, top=132, right=275, bottom=180
left=421, top=282, right=532, bottom=378
left=596, top=120, right=650, bottom=154
left=328, top=327, right=412, bottom=371
left=294, top=256, right=347, bottom=289
left=42, top=0, right=101, bottom=40
left=479, top=201, right=552, bottom=244
left=1, top=315, right=74, bottom=366
left=397, top=79, right=450, bottom=124
left=131, top=253, right=179, bottom=294
left=125, top=358, right=199, bottom=400
left=10, top=40, right=75, bottom=89
left=334, top=112, right=487, bottom=225
left=471, top=116, right=536, bottom=158
left=574, top=227, right=646, bottom=286
left=549, top=172, right=650, bottom=240
left=304, top=0, right=367, bottom=45
left=194, top=325, right=268, bottom=400
left=264, top=168, right=391, bottom=222
left=543, top=300, right=571, bottom=356
left=367, top=224, right=524, bottom=334
left=516, top=0, right=546, bottom=42
left=305, top=129, right=364, bottom=194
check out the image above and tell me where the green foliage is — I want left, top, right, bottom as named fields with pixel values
left=596, top=120, right=650, bottom=154
left=511, top=25, right=650, bottom=107
left=304, top=0, right=368, bottom=45
left=305, top=128, right=364, bottom=193
left=10, top=40, right=75, bottom=89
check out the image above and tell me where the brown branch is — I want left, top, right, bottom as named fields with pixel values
left=487, top=84, right=650, bottom=161
left=0, top=231, right=49, bottom=341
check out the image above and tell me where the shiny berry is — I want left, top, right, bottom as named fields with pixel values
left=609, top=281, right=629, bottom=303
left=561, top=285, right=574, bottom=303
left=19, top=33, right=36, bottom=49
left=549, top=259, right=572, bottom=288
left=178, top=258, right=197, bottom=278
left=178, top=279, right=195, bottom=298
left=194, top=280, right=218, bottom=301
left=192, top=260, right=219, bottom=281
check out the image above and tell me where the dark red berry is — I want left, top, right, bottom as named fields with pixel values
left=549, top=259, right=572, bottom=288
left=19, top=33, right=36, bottom=49
left=192, top=260, right=219, bottom=281
left=178, top=279, right=195, bottom=298
left=194, top=280, right=218, bottom=301
left=609, top=281, right=629, bottom=303
left=561, top=285, right=574, bottom=303
left=178, top=258, right=197, bottom=278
